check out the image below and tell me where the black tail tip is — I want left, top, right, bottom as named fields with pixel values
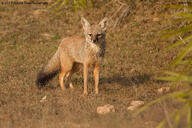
left=35, top=69, right=58, bottom=89
left=35, top=79, right=46, bottom=88
left=35, top=70, right=47, bottom=88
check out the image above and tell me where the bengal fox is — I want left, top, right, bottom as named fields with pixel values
left=36, top=17, right=108, bottom=96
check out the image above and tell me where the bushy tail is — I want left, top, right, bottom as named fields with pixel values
left=36, top=50, right=60, bottom=87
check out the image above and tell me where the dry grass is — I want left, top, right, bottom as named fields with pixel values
left=0, top=0, right=181, bottom=128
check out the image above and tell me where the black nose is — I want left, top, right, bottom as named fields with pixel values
left=93, top=38, right=98, bottom=43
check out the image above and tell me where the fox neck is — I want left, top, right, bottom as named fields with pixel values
left=86, top=37, right=106, bottom=58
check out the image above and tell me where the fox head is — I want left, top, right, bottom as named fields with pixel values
left=81, top=17, right=108, bottom=44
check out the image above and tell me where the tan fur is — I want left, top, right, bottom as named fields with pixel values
left=36, top=17, right=108, bottom=96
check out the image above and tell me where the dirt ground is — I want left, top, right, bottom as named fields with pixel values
left=0, top=0, right=182, bottom=128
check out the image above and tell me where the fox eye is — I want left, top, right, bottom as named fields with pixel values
left=88, top=34, right=92, bottom=37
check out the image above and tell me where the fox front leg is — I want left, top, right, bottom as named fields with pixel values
left=94, top=64, right=99, bottom=94
left=83, top=63, right=88, bottom=96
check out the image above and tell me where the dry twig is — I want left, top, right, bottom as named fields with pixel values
left=113, top=0, right=135, bottom=29
left=178, top=35, right=186, bottom=44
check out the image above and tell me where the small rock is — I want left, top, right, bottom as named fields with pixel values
left=130, top=101, right=144, bottom=106
left=127, top=100, right=144, bottom=111
left=127, top=105, right=138, bottom=111
left=97, top=104, right=115, bottom=114
left=157, top=87, right=170, bottom=94
left=40, top=96, right=47, bottom=103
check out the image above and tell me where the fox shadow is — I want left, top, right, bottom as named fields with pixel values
left=42, top=73, right=159, bottom=90
left=100, top=74, right=152, bottom=87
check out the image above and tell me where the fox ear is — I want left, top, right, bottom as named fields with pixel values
left=81, top=17, right=90, bottom=31
left=99, top=17, right=108, bottom=31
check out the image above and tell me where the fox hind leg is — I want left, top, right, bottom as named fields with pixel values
left=67, top=63, right=81, bottom=89
left=59, top=58, right=73, bottom=90
left=59, top=71, right=67, bottom=90
left=64, top=72, right=74, bottom=89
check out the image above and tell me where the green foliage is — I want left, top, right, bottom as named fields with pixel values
left=137, top=1, right=192, bottom=128
left=49, top=0, right=88, bottom=11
